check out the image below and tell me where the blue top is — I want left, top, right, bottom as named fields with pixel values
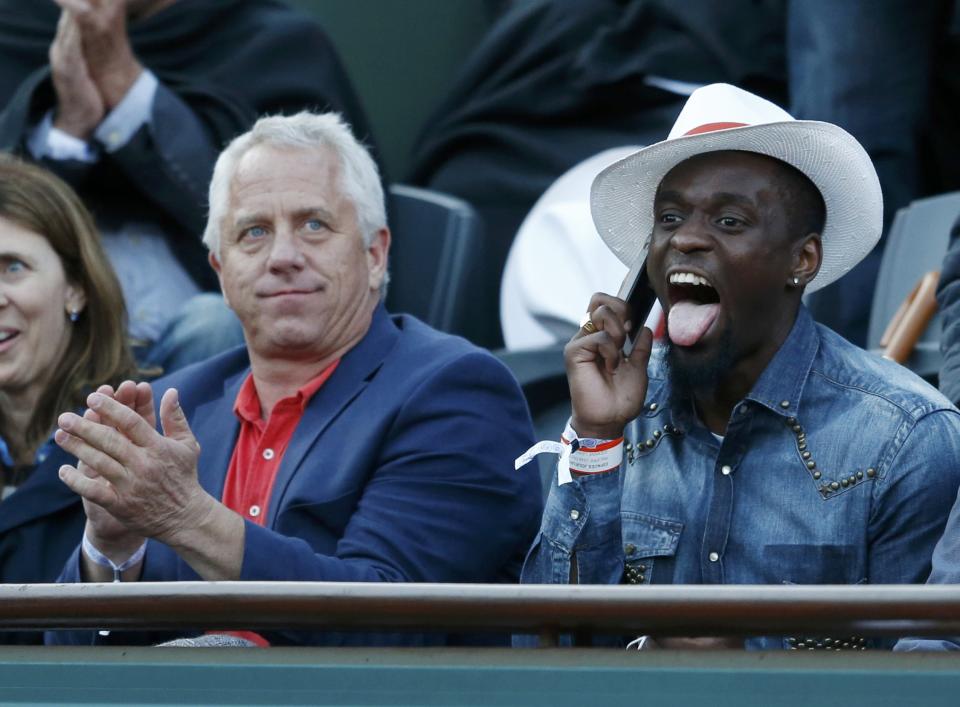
left=522, top=306, right=960, bottom=648
left=0, top=437, right=52, bottom=470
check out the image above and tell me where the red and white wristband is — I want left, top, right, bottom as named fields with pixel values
left=514, top=420, right=624, bottom=485
left=562, top=420, right=624, bottom=477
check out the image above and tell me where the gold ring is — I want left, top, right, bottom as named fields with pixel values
left=579, top=313, right=597, bottom=334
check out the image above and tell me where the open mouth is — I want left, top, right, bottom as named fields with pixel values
left=666, top=271, right=720, bottom=347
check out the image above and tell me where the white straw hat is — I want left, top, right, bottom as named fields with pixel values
left=590, top=83, right=883, bottom=293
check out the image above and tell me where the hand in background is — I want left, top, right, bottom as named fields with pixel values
left=53, top=0, right=143, bottom=111
left=49, top=9, right=105, bottom=139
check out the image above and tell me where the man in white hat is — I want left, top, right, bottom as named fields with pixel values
left=520, top=84, right=960, bottom=649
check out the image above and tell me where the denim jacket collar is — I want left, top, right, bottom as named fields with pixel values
left=744, top=305, right=819, bottom=420
left=660, top=305, right=819, bottom=433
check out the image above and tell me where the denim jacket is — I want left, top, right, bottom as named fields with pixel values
left=522, top=306, right=960, bottom=648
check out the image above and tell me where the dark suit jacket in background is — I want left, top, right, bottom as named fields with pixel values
left=51, top=305, right=542, bottom=646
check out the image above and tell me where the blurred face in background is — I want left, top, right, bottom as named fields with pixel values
left=0, top=217, right=85, bottom=403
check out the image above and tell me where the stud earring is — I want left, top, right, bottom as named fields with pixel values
left=792, top=277, right=800, bottom=287
left=68, top=309, right=80, bottom=322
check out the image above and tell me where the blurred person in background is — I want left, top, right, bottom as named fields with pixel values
left=788, top=0, right=958, bottom=346
left=0, top=155, right=138, bottom=643
left=0, top=0, right=380, bottom=373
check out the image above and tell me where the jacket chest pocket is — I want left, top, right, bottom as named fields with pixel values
left=621, top=512, right=682, bottom=585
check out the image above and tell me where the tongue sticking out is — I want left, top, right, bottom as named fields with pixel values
left=668, top=301, right=720, bottom=347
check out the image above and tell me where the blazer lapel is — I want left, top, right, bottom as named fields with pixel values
left=266, top=305, right=400, bottom=522
left=190, top=368, right=246, bottom=502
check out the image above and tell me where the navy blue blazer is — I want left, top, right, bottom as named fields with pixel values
left=53, top=306, right=542, bottom=645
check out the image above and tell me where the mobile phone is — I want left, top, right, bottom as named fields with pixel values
left=616, top=255, right=657, bottom=355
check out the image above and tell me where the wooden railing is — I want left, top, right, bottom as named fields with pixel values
left=1, top=582, right=959, bottom=640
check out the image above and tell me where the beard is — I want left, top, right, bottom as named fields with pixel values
left=664, top=324, right=736, bottom=406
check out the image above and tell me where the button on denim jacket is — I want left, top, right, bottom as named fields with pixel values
left=521, top=306, right=960, bottom=648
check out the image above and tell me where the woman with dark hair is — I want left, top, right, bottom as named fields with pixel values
left=0, top=155, right=138, bottom=642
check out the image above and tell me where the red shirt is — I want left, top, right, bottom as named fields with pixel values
left=215, top=361, right=339, bottom=646
left=221, top=360, right=340, bottom=526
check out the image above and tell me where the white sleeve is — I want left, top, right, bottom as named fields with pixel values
left=94, top=69, right=159, bottom=152
left=26, top=111, right=99, bottom=163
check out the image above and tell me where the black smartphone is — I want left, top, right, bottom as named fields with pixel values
left=616, top=256, right=657, bottom=355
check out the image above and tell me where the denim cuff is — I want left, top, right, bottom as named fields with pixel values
left=541, top=468, right=622, bottom=552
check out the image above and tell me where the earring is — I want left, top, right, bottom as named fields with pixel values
left=68, top=309, right=80, bottom=322
left=792, top=277, right=800, bottom=287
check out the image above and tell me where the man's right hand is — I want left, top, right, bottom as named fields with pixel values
left=49, top=9, right=105, bottom=139
left=565, top=293, right=653, bottom=440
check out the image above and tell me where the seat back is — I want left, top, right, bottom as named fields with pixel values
left=867, top=191, right=960, bottom=380
left=386, top=185, right=481, bottom=337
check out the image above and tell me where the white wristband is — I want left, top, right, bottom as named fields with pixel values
left=514, top=438, right=577, bottom=485
left=82, top=533, right=147, bottom=583
left=513, top=420, right=624, bottom=486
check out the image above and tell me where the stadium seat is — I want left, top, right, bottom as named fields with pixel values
left=867, top=191, right=960, bottom=382
left=385, top=184, right=481, bottom=337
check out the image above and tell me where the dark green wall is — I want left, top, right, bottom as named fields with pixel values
left=285, top=0, right=491, bottom=181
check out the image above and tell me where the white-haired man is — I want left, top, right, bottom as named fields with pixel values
left=520, top=84, right=960, bottom=650
left=51, top=112, right=542, bottom=646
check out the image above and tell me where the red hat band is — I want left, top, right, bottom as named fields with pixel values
left=683, top=122, right=749, bottom=136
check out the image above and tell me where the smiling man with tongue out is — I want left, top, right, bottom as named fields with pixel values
left=520, top=84, right=960, bottom=650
